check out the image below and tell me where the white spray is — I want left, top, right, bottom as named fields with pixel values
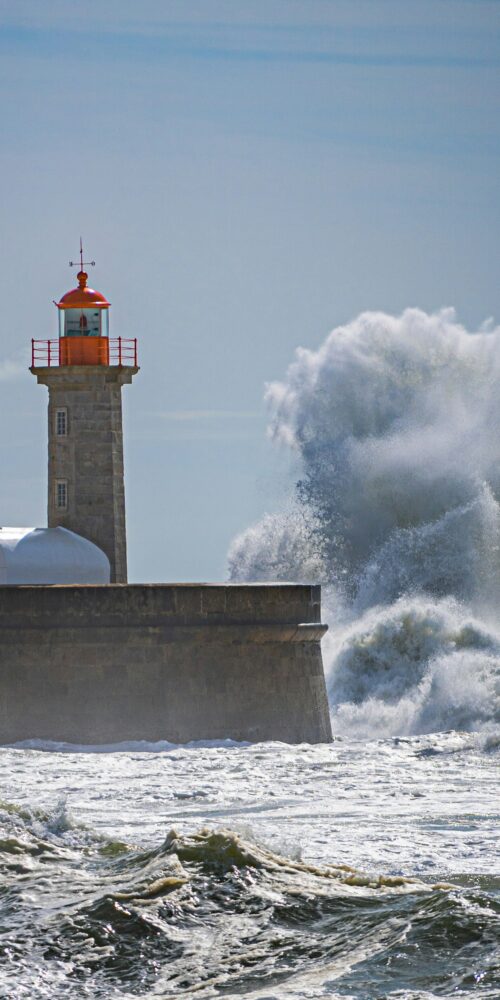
left=228, top=308, right=500, bottom=737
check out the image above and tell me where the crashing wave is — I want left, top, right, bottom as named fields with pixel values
left=228, top=309, right=500, bottom=736
left=326, top=596, right=500, bottom=738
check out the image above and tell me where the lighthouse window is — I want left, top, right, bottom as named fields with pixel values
left=55, top=480, right=68, bottom=510
left=55, top=408, right=68, bottom=436
left=65, top=308, right=101, bottom=337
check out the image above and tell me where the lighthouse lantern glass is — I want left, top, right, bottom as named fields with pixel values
left=63, top=309, right=104, bottom=337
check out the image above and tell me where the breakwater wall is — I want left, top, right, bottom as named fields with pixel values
left=0, top=584, right=331, bottom=744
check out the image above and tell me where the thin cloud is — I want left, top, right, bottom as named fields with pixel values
left=0, top=359, right=24, bottom=382
left=1, top=24, right=498, bottom=70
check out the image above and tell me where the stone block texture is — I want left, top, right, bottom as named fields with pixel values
left=0, top=584, right=332, bottom=745
left=31, top=366, right=138, bottom=583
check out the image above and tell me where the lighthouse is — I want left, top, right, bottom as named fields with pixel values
left=30, top=243, right=139, bottom=583
left=1, top=244, right=332, bottom=745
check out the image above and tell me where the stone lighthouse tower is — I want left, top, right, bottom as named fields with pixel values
left=30, top=244, right=139, bottom=583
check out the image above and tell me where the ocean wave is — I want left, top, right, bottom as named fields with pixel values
left=229, top=308, right=500, bottom=738
left=326, top=596, right=500, bottom=738
left=0, top=812, right=497, bottom=999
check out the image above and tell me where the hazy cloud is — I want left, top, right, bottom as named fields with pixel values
left=0, top=359, right=24, bottom=382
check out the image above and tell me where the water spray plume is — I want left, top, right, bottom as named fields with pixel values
left=229, top=308, right=500, bottom=737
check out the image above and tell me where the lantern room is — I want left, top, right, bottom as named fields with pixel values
left=56, top=267, right=111, bottom=365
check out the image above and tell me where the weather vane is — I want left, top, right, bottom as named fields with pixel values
left=69, top=237, right=95, bottom=271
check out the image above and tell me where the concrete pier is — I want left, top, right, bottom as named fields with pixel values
left=0, top=583, right=332, bottom=745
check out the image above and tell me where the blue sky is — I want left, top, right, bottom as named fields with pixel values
left=0, top=0, right=499, bottom=581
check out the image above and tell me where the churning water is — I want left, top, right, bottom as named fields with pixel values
left=0, top=736, right=498, bottom=998
left=1, top=309, right=499, bottom=997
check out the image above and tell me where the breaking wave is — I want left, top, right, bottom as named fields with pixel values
left=228, top=309, right=500, bottom=737
left=326, top=595, right=500, bottom=739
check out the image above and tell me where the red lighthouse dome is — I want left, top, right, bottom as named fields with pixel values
left=58, top=270, right=110, bottom=310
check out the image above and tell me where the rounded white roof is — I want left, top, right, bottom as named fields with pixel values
left=0, top=527, right=110, bottom=585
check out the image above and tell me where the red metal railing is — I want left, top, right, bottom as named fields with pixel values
left=31, top=338, right=138, bottom=368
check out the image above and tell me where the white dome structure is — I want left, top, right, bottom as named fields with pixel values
left=0, top=527, right=110, bottom=585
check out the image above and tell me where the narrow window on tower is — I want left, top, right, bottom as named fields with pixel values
left=55, top=408, right=68, bottom=436
left=55, top=480, right=68, bottom=510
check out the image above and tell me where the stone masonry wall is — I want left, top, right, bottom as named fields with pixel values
left=31, top=366, right=138, bottom=584
left=0, top=584, right=332, bottom=745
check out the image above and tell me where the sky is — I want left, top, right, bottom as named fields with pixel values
left=0, top=0, right=499, bottom=582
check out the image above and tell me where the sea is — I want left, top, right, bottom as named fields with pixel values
left=1, top=308, right=499, bottom=998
